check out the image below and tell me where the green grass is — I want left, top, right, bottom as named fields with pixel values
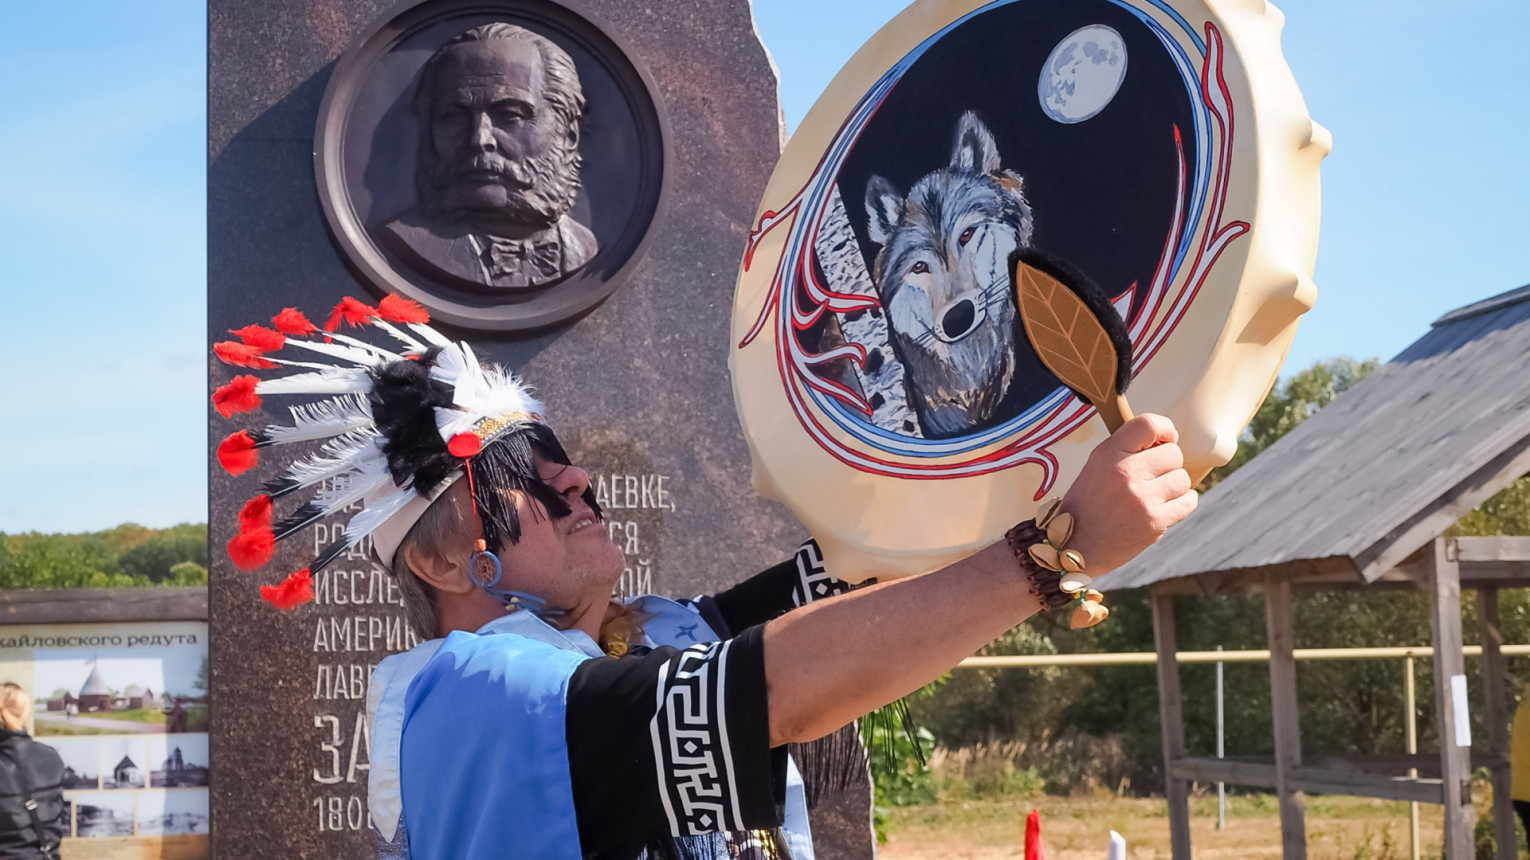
left=35, top=723, right=113, bottom=736
left=35, top=705, right=209, bottom=736
left=82, top=708, right=167, bottom=724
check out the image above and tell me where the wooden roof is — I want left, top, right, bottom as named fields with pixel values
left=1098, top=284, right=1530, bottom=594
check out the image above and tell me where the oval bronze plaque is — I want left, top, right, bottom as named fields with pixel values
left=316, top=0, right=669, bottom=333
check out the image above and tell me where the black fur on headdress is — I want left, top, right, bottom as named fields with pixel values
left=368, top=347, right=461, bottom=494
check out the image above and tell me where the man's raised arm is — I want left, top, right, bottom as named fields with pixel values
left=763, top=413, right=1197, bottom=745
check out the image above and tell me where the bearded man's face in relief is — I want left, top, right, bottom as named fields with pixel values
left=419, top=37, right=582, bottom=232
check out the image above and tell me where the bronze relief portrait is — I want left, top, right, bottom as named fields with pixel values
left=316, top=0, right=668, bottom=332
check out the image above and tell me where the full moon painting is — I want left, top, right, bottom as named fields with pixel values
left=1039, top=24, right=1128, bottom=123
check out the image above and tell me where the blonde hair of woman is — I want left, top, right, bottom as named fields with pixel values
left=0, top=682, right=33, bottom=732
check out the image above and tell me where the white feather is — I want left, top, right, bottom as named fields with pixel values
left=343, top=487, right=419, bottom=544
left=409, top=323, right=454, bottom=347
left=426, top=343, right=544, bottom=442
left=370, top=319, right=426, bottom=352
left=279, top=450, right=385, bottom=498
left=434, top=344, right=493, bottom=418
left=480, top=364, right=544, bottom=417
left=285, top=338, right=395, bottom=367
left=262, top=394, right=374, bottom=446
left=321, top=329, right=405, bottom=362
left=457, top=341, right=481, bottom=372
left=434, top=406, right=480, bottom=443
left=267, top=357, right=342, bottom=371
left=429, top=342, right=471, bottom=388
left=430, top=344, right=483, bottom=442
left=311, top=459, right=393, bottom=515
left=256, top=368, right=372, bottom=396
left=450, top=343, right=496, bottom=414
left=279, top=433, right=383, bottom=492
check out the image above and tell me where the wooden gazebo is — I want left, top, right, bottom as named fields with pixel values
left=1098, top=284, right=1530, bottom=859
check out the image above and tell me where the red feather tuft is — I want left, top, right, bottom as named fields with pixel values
left=237, top=495, right=273, bottom=532
left=378, top=294, right=431, bottom=324
left=217, top=431, right=260, bottom=475
left=271, top=307, right=318, bottom=336
left=228, top=529, right=275, bottom=570
left=213, top=375, right=262, bottom=417
left=325, top=297, right=379, bottom=332
left=231, top=324, right=286, bottom=352
left=262, top=569, right=315, bottom=610
left=214, top=341, right=278, bottom=369
left=448, top=433, right=482, bottom=458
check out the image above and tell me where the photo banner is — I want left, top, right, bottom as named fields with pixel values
left=0, top=621, right=209, bottom=859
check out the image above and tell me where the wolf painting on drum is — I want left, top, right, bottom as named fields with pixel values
left=755, top=0, right=1199, bottom=447
left=863, top=112, right=1035, bottom=439
left=734, top=0, right=1321, bottom=584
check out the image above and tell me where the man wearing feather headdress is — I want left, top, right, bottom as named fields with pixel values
left=211, top=296, right=1196, bottom=859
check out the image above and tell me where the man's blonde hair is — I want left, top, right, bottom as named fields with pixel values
left=0, top=682, right=33, bottom=732
left=392, top=485, right=473, bottom=642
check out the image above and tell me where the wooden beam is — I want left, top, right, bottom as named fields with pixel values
left=1265, top=572, right=1308, bottom=860
left=1458, top=536, right=1530, bottom=563
left=1170, top=757, right=1278, bottom=789
left=1182, top=760, right=1448, bottom=805
left=0, top=587, right=207, bottom=625
left=1172, top=756, right=1491, bottom=804
left=1428, top=538, right=1475, bottom=858
left=1141, top=576, right=1201, bottom=596
left=1359, top=435, right=1530, bottom=581
left=1162, top=556, right=1526, bottom=596
left=1187, top=557, right=1360, bottom=596
left=1302, top=751, right=1505, bottom=777
left=1151, top=587, right=1193, bottom=860
left=1478, top=588, right=1516, bottom=860
left=1289, top=767, right=1446, bottom=805
left=1457, top=564, right=1530, bottom=586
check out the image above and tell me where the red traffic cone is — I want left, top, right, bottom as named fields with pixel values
left=1025, top=808, right=1046, bottom=860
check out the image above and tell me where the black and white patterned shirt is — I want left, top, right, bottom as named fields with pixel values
left=565, top=540, right=854, bottom=859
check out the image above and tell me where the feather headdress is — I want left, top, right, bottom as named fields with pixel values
left=212, top=296, right=550, bottom=609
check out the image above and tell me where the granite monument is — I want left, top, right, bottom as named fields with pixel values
left=209, top=0, right=872, bottom=856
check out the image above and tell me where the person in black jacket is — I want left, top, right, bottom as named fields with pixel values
left=0, top=683, right=66, bottom=859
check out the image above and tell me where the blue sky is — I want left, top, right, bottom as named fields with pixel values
left=0, top=0, right=1526, bottom=533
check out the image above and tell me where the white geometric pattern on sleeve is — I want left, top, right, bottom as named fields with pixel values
left=649, top=640, right=745, bottom=836
left=790, top=540, right=853, bottom=608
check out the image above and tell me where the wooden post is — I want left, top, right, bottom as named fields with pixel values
left=1478, top=587, right=1515, bottom=860
left=1264, top=572, right=1307, bottom=860
left=1405, top=654, right=1421, bottom=860
left=1151, top=587, right=1192, bottom=860
left=1428, top=537, right=1474, bottom=858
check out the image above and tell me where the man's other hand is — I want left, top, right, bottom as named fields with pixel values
left=1060, top=413, right=1198, bottom=574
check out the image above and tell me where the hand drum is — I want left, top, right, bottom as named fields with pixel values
left=730, top=0, right=1328, bottom=582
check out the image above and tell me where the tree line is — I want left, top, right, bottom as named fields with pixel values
left=0, top=523, right=208, bottom=589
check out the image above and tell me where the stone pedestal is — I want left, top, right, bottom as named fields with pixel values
left=209, top=1, right=877, bottom=856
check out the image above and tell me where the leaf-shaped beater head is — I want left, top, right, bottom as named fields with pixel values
left=1010, top=249, right=1135, bottom=432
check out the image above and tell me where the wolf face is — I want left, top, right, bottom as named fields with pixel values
left=864, top=112, right=1035, bottom=438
